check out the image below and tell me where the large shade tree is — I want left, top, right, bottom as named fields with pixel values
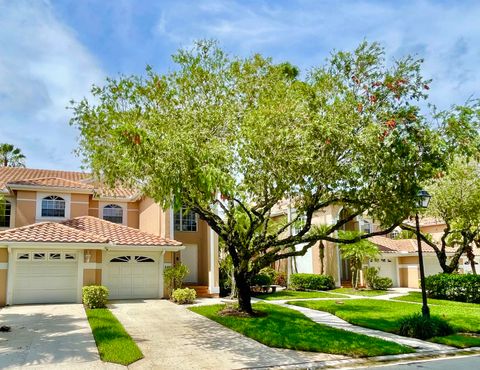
left=0, top=143, right=26, bottom=167
left=71, top=41, right=443, bottom=314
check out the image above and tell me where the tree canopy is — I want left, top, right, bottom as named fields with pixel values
left=0, top=143, right=26, bottom=167
left=71, top=40, right=444, bottom=313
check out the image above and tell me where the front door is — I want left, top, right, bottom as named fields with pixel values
left=180, top=244, right=198, bottom=283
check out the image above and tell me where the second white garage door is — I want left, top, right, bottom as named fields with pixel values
left=103, top=252, right=160, bottom=299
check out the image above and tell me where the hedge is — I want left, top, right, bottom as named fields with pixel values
left=289, top=273, right=335, bottom=291
left=425, top=273, right=480, bottom=303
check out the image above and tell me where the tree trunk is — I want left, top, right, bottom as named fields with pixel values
left=319, top=241, right=325, bottom=275
left=235, top=272, right=253, bottom=314
left=466, top=246, right=477, bottom=275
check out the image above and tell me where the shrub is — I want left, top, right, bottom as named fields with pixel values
left=425, top=273, right=480, bottom=303
left=251, top=273, right=273, bottom=286
left=398, top=313, right=454, bottom=339
left=274, top=271, right=287, bottom=287
left=171, top=288, right=197, bottom=304
left=365, top=267, right=393, bottom=290
left=164, top=263, right=189, bottom=296
left=289, top=273, right=335, bottom=291
left=259, top=267, right=277, bottom=281
left=83, top=285, right=109, bottom=309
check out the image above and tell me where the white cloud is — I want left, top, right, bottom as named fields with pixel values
left=0, top=0, right=104, bottom=170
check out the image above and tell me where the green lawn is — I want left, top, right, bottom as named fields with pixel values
left=431, top=334, right=480, bottom=348
left=256, top=289, right=344, bottom=300
left=290, top=298, right=480, bottom=347
left=85, top=308, right=143, bottom=365
left=190, top=303, right=413, bottom=357
left=332, top=288, right=389, bottom=297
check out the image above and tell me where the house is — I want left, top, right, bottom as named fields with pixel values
left=272, top=203, right=469, bottom=288
left=0, top=167, right=219, bottom=306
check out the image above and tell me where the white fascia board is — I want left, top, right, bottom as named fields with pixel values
left=105, top=245, right=185, bottom=252
left=93, top=194, right=141, bottom=202
left=7, top=184, right=93, bottom=194
left=0, top=242, right=110, bottom=249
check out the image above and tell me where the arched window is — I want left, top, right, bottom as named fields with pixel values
left=0, top=200, right=11, bottom=227
left=103, top=204, right=123, bottom=224
left=41, top=196, right=65, bottom=217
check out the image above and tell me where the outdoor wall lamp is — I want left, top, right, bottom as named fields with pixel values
left=415, top=189, right=431, bottom=318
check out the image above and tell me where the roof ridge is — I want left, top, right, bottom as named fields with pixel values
left=0, top=166, right=89, bottom=175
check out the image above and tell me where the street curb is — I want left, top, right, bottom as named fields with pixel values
left=247, top=347, right=480, bottom=369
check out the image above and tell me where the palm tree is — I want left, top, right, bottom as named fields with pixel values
left=0, top=143, right=26, bottom=167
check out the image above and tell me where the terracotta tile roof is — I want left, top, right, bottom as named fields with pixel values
left=0, top=216, right=182, bottom=247
left=369, top=235, right=438, bottom=253
left=61, top=216, right=182, bottom=246
left=0, top=222, right=108, bottom=244
left=404, top=216, right=446, bottom=227
left=8, top=177, right=94, bottom=190
left=0, top=167, right=138, bottom=199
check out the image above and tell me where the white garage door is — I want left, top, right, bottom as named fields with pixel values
left=104, top=252, right=160, bottom=299
left=13, top=251, right=78, bottom=305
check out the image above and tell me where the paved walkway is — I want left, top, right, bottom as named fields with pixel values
left=109, top=300, right=346, bottom=370
left=0, top=304, right=118, bottom=369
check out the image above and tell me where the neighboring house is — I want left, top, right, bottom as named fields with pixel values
left=272, top=203, right=470, bottom=288
left=0, top=167, right=219, bottom=306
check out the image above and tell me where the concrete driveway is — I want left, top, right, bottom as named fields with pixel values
left=0, top=304, right=118, bottom=369
left=109, top=299, right=345, bottom=370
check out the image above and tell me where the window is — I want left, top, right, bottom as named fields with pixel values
left=103, top=204, right=123, bottom=224
left=174, top=207, right=197, bottom=232
left=41, top=196, right=65, bottom=217
left=64, top=253, right=76, bottom=260
left=110, top=256, right=132, bottom=263
left=135, top=256, right=155, bottom=263
left=292, top=215, right=307, bottom=235
left=361, top=221, right=372, bottom=234
left=49, top=253, right=61, bottom=260
left=17, top=253, right=30, bottom=260
left=0, top=200, right=11, bottom=227
left=33, top=252, right=46, bottom=260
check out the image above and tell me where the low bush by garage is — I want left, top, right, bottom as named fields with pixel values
left=83, top=285, right=109, bottom=308
left=289, top=273, right=335, bottom=291
left=425, top=273, right=480, bottom=303
left=171, top=288, right=197, bottom=304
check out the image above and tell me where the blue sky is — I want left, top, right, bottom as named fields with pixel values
left=1, top=0, right=479, bottom=170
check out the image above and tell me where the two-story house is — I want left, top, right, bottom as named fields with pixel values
left=0, top=167, right=219, bottom=306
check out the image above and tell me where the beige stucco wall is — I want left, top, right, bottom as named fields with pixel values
left=88, top=199, right=99, bottom=217
left=15, top=190, right=36, bottom=227
left=399, top=256, right=419, bottom=264
left=420, top=224, right=445, bottom=243
left=83, top=269, right=102, bottom=285
left=127, top=202, right=139, bottom=229
left=71, top=193, right=90, bottom=218
left=139, top=197, right=162, bottom=235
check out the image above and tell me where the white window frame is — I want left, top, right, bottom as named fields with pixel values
left=0, top=198, right=13, bottom=229
left=36, top=192, right=71, bottom=221
left=174, top=207, right=198, bottom=232
left=102, top=204, right=124, bottom=224
left=99, top=201, right=127, bottom=226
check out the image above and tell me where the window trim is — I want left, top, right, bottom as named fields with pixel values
left=174, top=207, right=198, bottom=232
left=36, top=192, right=71, bottom=220
left=102, top=204, right=124, bottom=224
left=99, top=201, right=127, bottom=226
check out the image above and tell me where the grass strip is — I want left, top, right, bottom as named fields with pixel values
left=85, top=308, right=143, bottom=365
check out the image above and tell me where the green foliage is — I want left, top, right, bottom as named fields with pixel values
left=82, top=285, right=109, bottom=309
left=86, top=308, right=143, bottom=365
left=164, top=263, right=189, bottom=295
left=290, top=273, right=335, bottom=291
left=0, top=143, right=26, bottom=167
left=251, top=273, right=272, bottom=286
left=70, top=40, right=445, bottom=312
left=425, top=273, right=480, bottom=303
left=398, top=313, right=454, bottom=340
left=171, top=288, right=197, bottom=304
left=365, top=267, right=393, bottom=290
left=190, top=303, right=412, bottom=357
left=339, top=231, right=380, bottom=288
left=274, top=271, right=287, bottom=286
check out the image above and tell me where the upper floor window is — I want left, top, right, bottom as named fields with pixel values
left=292, top=214, right=307, bottom=235
left=103, top=204, right=123, bottom=224
left=41, top=196, right=65, bottom=217
left=361, top=220, right=372, bottom=234
left=174, top=207, right=197, bottom=232
left=0, top=200, right=11, bottom=227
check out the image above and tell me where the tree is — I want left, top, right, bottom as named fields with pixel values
left=339, top=231, right=380, bottom=289
left=402, top=157, right=480, bottom=274
left=71, top=40, right=443, bottom=314
left=0, top=143, right=26, bottom=167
